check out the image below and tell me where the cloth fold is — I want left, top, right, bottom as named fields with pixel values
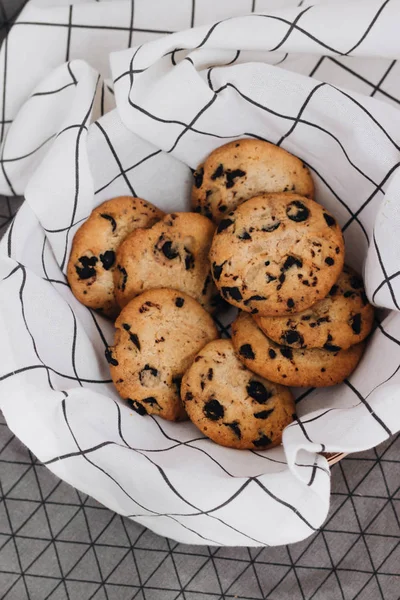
left=0, top=0, right=399, bottom=545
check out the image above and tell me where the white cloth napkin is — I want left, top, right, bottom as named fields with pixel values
left=1, top=0, right=400, bottom=546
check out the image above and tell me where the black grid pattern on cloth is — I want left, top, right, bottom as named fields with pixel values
left=1, top=0, right=400, bottom=596
left=1, top=1, right=399, bottom=306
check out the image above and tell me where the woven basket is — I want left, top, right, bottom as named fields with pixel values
left=326, top=453, right=347, bottom=466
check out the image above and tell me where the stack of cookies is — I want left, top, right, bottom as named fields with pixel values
left=67, top=139, right=374, bottom=451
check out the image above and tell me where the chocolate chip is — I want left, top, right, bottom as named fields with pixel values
left=217, top=218, right=234, bottom=233
left=212, top=261, right=225, bottom=281
left=323, top=213, right=336, bottom=227
left=287, top=298, right=295, bottom=309
left=344, top=290, right=354, bottom=298
left=262, top=222, right=280, bottom=232
left=254, top=409, right=274, bottom=419
left=350, top=275, right=363, bottom=289
left=282, top=330, right=303, bottom=346
left=280, top=347, right=293, bottom=359
left=161, top=241, right=179, bottom=259
left=361, top=291, right=368, bottom=305
left=221, top=286, right=243, bottom=301
left=203, top=399, right=225, bottom=420
left=283, top=256, right=303, bottom=270
left=139, top=300, right=161, bottom=313
left=266, top=274, right=277, bottom=283
left=224, top=421, right=241, bottom=439
left=127, top=399, right=147, bottom=415
left=122, top=323, right=131, bottom=331
left=193, top=167, right=204, bottom=188
left=244, top=295, right=266, bottom=305
left=207, top=368, right=213, bottom=381
left=100, top=250, right=115, bottom=270
left=321, top=368, right=326, bottom=372
left=203, top=206, right=213, bottom=220
left=184, top=248, right=195, bottom=270
left=129, top=333, right=140, bottom=350
left=139, top=364, right=159, bottom=384
left=239, top=344, right=255, bottom=359
left=286, top=200, right=309, bottom=222
left=185, top=392, right=193, bottom=401
left=175, top=297, right=185, bottom=308
left=219, top=204, right=227, bottom=212
left=268, top=349, right=277, bottom=359
left=329, top=284, right=339, bottom=296
left=265, top=260, right=270, bottom=266
left=301, top=315, right=311, bottom=321
left=225, top=168, right=246, bottom=189
left=238, top=230, right=252, bottom=240
left=325, top=257, right=334, bottom=266
left=350, top=313, right=362, bottom=334
left=105, top=347, right=118, bottom=366
left=317, top=316, right=330, bottom=324
left=100, top=213, right=117, bottom=232
left=142, top=396, right=162, bottom=409
left=211, top=164, right=224, bottom=180
left=75, top=256, right=98, bottom=279
left=247, top=380, right=272, bottom=404
left=144, top=365, right=158, bottom=376
left=253, top=434, right=272, bottom=448
left=324, top=343, right=342, bottom=352
left=117, top=265, right=128, bottom=291
left=279, top=273, right=286, bottom=284
left=336, top=246, right=340, bottom=254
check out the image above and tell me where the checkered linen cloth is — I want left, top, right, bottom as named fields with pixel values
left=0, top=0, right=399, bottom=546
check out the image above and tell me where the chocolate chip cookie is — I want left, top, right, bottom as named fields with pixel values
left=254, top=266, right=374, bottom=350
left=209, top=193, right=345, bottom=316
left=231, top=312, right=365, bottom=387
left=192, top=138, right=314, bottom=223
left=67, top=196, right=164, bottom=318
left=181, top=339, right=295, bottom=449
left=108, top=288, right=219, bottom=421
left=114, top=212, right=220, bottom=312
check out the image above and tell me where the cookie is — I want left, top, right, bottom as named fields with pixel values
left=209, top=193, right=345, bottom=316
left=114, top=212, right=220, bottom=312
left=231, top=312, right=365, bottom=387
left=192, top=138, right=314, bottom=223
left=254, top=266, right=374, bottom=350
left=108, top=288, right=219, bottom=421
left=181, top=339, right=295, bottom=450
left=67, top=196, right=164, bottom=318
